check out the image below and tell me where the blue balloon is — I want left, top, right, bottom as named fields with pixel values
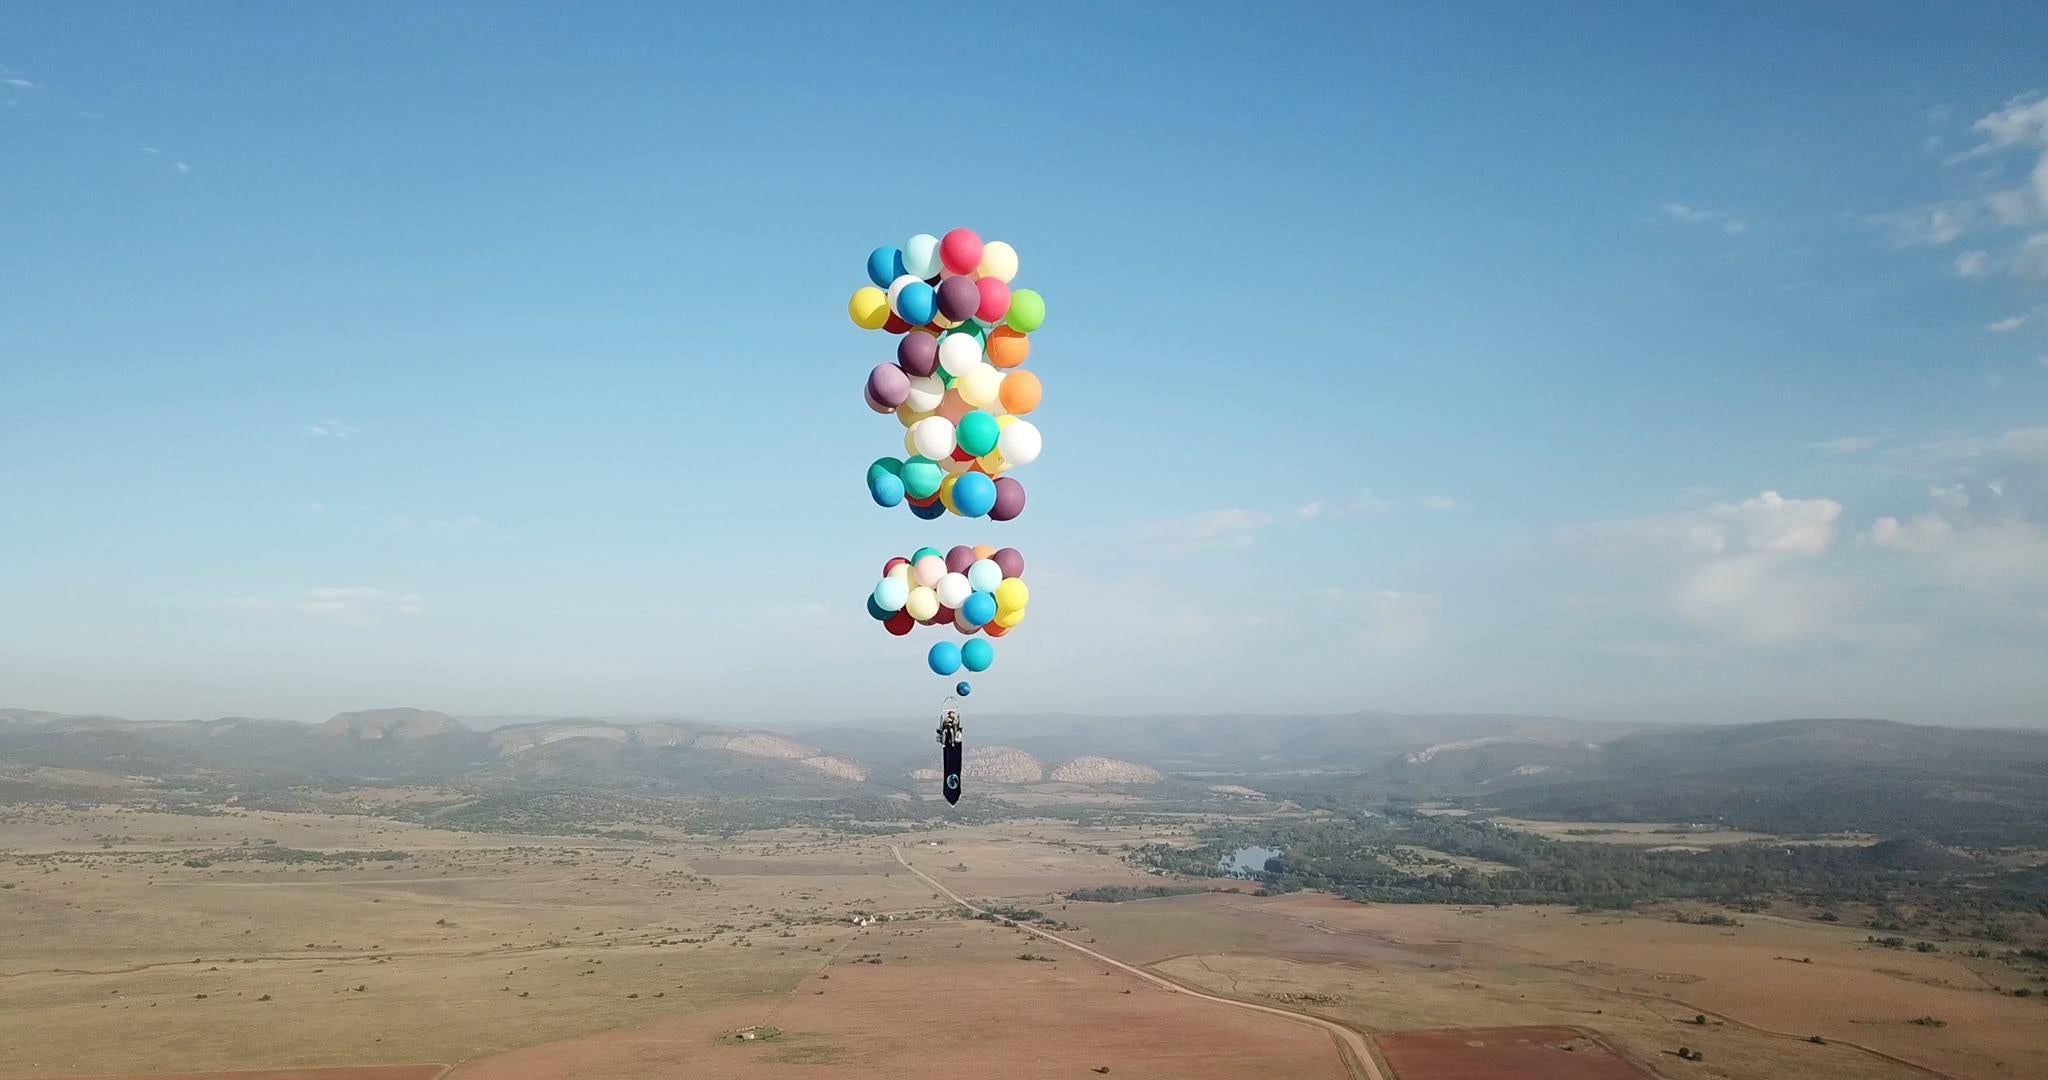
left=867, top=246, right=907, bottom=289
left=961, top=591, right=997, bottom=627
left=896, top=281, right=936, bottom=325
left=866, top=595, right=889, bottom=621
left=928, top=641, right=963, bottom=676
left=908, top=498, right=947, bottom=520
left=951, top=471, right=997, bottom=517
left=960, top=638, right=994, bottom=672
left=955, top=681, right=972, bottom=696
left=869, top=471, right=904, bottom=507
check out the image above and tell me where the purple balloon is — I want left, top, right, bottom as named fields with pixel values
left=992, top=545, right=1024, bottom=579
left=936, top=276, right=981, bottom=322
left=897, top=332, right=939, bottom=377
left=866, top=363, right=910, bottom=409
left=945, top=544, right=977, bottom=573
left=863, top=386, right=892, bottom=414
left=989, top=477, right=1026, bottom=522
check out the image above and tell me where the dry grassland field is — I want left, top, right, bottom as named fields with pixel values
left=2, top=802, right=2043, bottom=1080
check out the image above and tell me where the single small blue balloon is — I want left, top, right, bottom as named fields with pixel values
left=960, top=638, right=994, bottom=672
left=908, top=498, right=947, bottom=520
left=955, top=681, right=972, bottom=696
left=866, top=595, right=889, bottom=621
left=961, top=591, right=997, bottom=627
left=928, top=641, right=963, bottom=676
left=869, top=471, right=904, bottom=507
left=896, top=281, right=936, bottom=325
left=867, top=246, right=907, bottom=289
left=951, top=472, right=997, bottom=517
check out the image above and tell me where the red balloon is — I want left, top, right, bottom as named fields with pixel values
left=950, top=444, right=975, bottom=462
left=940, top=228, right=984, bottom=276
left=882, top=313, right=911, bottom=335
left=975, top=277, right=1011, bottom=323
left=934, top=605, right=955, bottom=625
left=885, top=611, right=914, bottom=636
left=983, top=622, right=1009, bottom=638
left=883, top=556, right=908, bottom=575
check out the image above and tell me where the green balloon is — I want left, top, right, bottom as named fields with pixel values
left=947, top=322, right=988, bottom=342
left=1004, top=289, right=1045, bottom=333
left=936, top=366, right=956, bottom=388
left=956, top=411, right=999, bottom=457
left=867, top=456, right=904, bottom=485
left=908, top=541, right=944, bottom=562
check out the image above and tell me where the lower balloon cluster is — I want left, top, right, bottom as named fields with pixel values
left=867, top=453, right=1027, bottom=521
left=867, top=544, right=1028, bottom=675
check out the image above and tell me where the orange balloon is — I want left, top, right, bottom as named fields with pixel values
left=972, top=544, right=995, bottom=559
left=985, top=327, right=1030, bottom=369
left=983, top=622, right=1009, bottom=638
left=999, top=369, right=1041, bottom=415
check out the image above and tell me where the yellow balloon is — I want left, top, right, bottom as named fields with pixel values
left=849, top=286, right=889, bottom=330
left=905, top=586, right=939, bottom=622
left=995, top=606, right=1025, bottom=629
left=977, top=449, right=1006, bottom=473
left=956, top=363, right=1001, bottom=408
left=976, top=241, right=1019, bottom=284
left=937, top=473, right=959, bottom=513
left=931, top=312, right=960, bottom=330
left=995, top=578, right=1029, bottom=613
left=886, top=563, right=911, bottom=585
left=995, top=414, right=1017, bottom=430
left=896, top=404, right=927, bottom=429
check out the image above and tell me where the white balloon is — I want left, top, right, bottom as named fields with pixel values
left=937, top=332, right=983, bottom=378
left=874, top=577, right=908, bottom=612
left=903, top=375, right=945, bottom=414
left=903, top=234, right=942, bottom=279
left=997, top=419, right=1041, bottom=466
left=911, top=416, right=956, bottom=460
left=936, top=572, right=972, bottom=609
left=967, top=559, right=1002, bottom=593
left=976, top=240, right=1018, bottom=283
left=956, top=363, right=1001, bottom=408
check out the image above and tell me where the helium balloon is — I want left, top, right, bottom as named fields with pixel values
left=956, top=410, right=1000, bottom=457
left=966, top=559, right=1002, bottom=593
left=977, top=240, right=1018, bottom=282
left=998, top=369, right=1040, bottom=414
left=957, top=363, right=1001, bottom=408
left=870, top=471, right=904, bottom=507
left=883, top=557, right=909, bottom=577
left=893, top=280, right=936, bottom=325
left=905, top=585, right=939, bottom=622
left=867, top=595, right=889, bottom=621
left=936, top=276, right=980, bottom=322
left=886, top=611, right=915, bottom=636
left=985, top=326, right=1029, bottom=369
left=886, top=562, right=911, bottom=584
left=928, top=640, right=963, bottom=676
left=992, top=547, right=1024, bottom=579
left=996, top=419, right=1041, bottom=465
left=973, top=544, right=995, bottom=559
left=936, top=604, right=957, bottom=627
left=882, top=313, right=911, bottom=334
left=1004, top=289, right=1044, bottom=333
left=994, top=606, right=1025, bottom=629
left=905, top=374, right=947, bottom=415
left=910, top=545, right=942, bottom=563
left=901, top=456, right=943, bottom=499
left=849, top=287, right=889, bottom=330
left=961, top=638, right=993, bottom=672
left=983, top=621, right=1009, bottom=637
left=940, top=228, right=983, bottom=275
left=934, top=389, right=971, bottom=422
left=911, top=416, right=956, bottom=460
left=903, top=234, right=942, bottom=279
left=974, top=277, right=1011, bottom=323
left=909, top=497, right=946, bottom=520
left=937, top=332, right=982, bottom=378
left=990, top=476, right=1026, bottom=520
left=952, top=471, right=998, bottom=517
left=867, top=247, right=907, bottom=289
left=897, top=330, right=939, bottom=377
left=955, top=681, right=972, bottom=696
left=866, top=363, right=910, bottom=409
left=936, top=572, right=971, bottom=608
left=962, top=590, right=997, bottom=627
left=873, top=577, right=909, bottom=612
left=945, top=545, right=977, bottom=573
left=938, top=452, right=972, bottom=476
left=994, top=577, right=1029, bottom=613
left=936, top=472, right=959, bottom=512
left=868, top=457, right=904, bottom=485
left=912, top=554, right=946, bottom=587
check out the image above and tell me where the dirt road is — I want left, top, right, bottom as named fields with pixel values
left=887, top=844, right=1387, bottom=1080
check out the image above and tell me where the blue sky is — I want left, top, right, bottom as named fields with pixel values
left=4, top=4, right=2046, bottom=726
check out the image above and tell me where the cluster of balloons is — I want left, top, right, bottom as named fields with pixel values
left=865, top=544, right=1029, bottom=675
left=850, top=229, right=1045, bottom=520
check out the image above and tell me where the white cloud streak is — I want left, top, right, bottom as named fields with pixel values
left=218, top=587, right=425, bottom=626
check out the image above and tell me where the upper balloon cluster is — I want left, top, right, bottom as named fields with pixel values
left=848, top=229, right=1044, bottom=520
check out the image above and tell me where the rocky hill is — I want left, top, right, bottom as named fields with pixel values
left=320, top=708, right=466, bottom=740
left=908, top=745, right=1043, bottom=784
left=1049, top=756, right=1162, bottom=784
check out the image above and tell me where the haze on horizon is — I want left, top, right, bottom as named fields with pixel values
left=4, top=5, right=2047, bottom=729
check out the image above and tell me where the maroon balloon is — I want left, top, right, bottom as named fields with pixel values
left=897, top=331, right=939, bottom=377
left=989, top=479, right=1026, bottom=523
left=991, top=544, right=1024, bottom=578
left=862, top=386, right=891, bottom=414
left=884, top=611, right=914, bottom=636
left=936, top=276, right=981, bottom=322
left=945, top=545, right=977, bottom=573
left=866, top=362, right=910, bottom=409
left=934, top=604, right=955, bottom=626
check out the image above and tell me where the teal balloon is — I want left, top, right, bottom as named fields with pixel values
left=962, top=591, right=997, bottom=627
left=910, top=546, right=943, bottom=564
left=901, top=458, right=943, bottom=500
left=873, top=577, right=908, bottom=612
left=928, top=641, right=963, bottom=676
left=950, top=471, right=997, bottom=517
left=956, top=411, right=999, bottom=457
left=867, top=456, right=904, bottom=485
left=960, top=638, right=993, bottom=672
left=866, top=595, right=890, bottom=621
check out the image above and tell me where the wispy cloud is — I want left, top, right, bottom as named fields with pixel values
left=1988, top=311, right=2031, bottom=333
left=1660, top=202, right=1750, bottom=234
left=1955, top=250, right=1992, bottom=277
left=1809, top=434, right=1881, bottom=454
left=2, top=77, right=36, bottom=89
left=1420, top=495, right=1458, bottom=511
left=305, top=420, right=359, bottom=438
left=218, top=587, right=425, bottom=626
left=1882, top=92, right=2048, bottom=286
left=139, top=146, right=161, bottom=154
left=1296, top=491, right=1396, bottom=519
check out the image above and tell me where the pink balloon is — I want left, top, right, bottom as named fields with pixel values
left=913, top=555, right=945, bottom=587
left=975, top=277, right=1011, bottom=323
left=934, top=390, right=970, bottom=423
left=940, top=228, right=984, bottom=276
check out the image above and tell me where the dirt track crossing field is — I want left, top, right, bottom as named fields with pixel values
left=1375, top=1026, right=1649, bottom=1080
